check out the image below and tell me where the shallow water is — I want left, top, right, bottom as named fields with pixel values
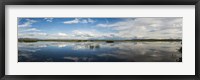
left=18, top=41, right=182, bottom=62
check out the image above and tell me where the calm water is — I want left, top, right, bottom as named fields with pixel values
left=18, top=41, right=182, bottom=62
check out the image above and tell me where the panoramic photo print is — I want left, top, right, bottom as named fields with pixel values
left=18, top=17, right=182, bottom=62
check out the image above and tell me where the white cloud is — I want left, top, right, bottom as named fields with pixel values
left=57, top=32, right=68, bottom=36
left=44, top=18, right=53, bottom=22
left=37, top=33, right=47, bottom=36
left=71, top=30, right=120, bottom=40
left=72, top=30, right=96, bottom=38
left=63, top=18, right=95, bottom=24
left=96, top=24, right=109, bottom=27
left=25, top=28, right=40, bottom=32
left=96, top=17, right=182, bottom=39
left=18, top=18, right=182, bottom=40
left=81, top=19, right=88, bottom=23
left=63, top=18, right=79, bottom=24
left=87, top=18, right=95, bottom=23
left=18, top=29, right=128, bottom=40
left=18, top=19, right=37, bottom=27
left=33, top=30, right=114, bottom=39
left=18, top=32, right=47, bottom=38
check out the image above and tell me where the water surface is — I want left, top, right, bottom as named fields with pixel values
left=18, top=41, right=182, bottom=62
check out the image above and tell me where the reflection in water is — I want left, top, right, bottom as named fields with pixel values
left=18, top=41, right=182, bottom=62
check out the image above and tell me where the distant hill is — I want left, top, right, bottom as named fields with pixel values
left=18, top=38, right=39, bottom=42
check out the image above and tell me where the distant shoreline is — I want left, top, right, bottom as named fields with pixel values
left=18, top=38, right=182, bottom=42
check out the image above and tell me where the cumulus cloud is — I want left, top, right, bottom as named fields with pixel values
left=97, top=17, right=182, bottom=39
left=18, top=19, right=37, bottom=27
left=63, top=18, right=95, bottom=24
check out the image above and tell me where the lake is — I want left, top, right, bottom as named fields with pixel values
left=18, top=41, right=182, bottom=62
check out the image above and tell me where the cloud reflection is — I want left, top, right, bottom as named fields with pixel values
left=18, top=41, right=182, bottom=62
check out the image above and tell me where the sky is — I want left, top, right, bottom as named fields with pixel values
left=18, top=17, right=182, bottom=40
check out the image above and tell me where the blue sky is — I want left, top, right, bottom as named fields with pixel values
left=18, top=17, right=182, bottom=40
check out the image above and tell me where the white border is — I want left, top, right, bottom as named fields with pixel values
left=5, top=5, right=195, bottom=75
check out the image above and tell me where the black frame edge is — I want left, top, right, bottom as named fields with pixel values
left=195, top=1, right=200, bottom=79
left=0, top=0, right=5, bottom=79
left=0, top=0, right=200, bottom=80
left=1, top=0, right=200, bottom=5
left=2, top=75, right=198, bottom=80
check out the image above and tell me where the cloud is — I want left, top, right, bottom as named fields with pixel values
left=63, top=18, right=95, bottom=24
left=32, top=30, right=117, bottom=40
left=18, top=32, right=47, bottom=38
left=44, top=18, right=53, bottom=22
left=96, top=17, right=182, bottom=39
left=57, top=32, right=68, bottom=36
left=72, top=30, right=96, bottom=38
left=18, top=18, right=182, bottom=40
left=63, top=57, right=79, bottom=61
left=63, top=18, right=79, bottom=24
left=18, top=19, right=37, bottom=27
left=24, top=28, right=40, bottom=32
left=18, top=29, right=144, bottom=40
left=87, top=18, right=95, bottom=23
left=96, top=24, right=109, bottom=27
left=71, top=30, right=120, bottom=40
left=31, top=33, right=47, bottom=36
